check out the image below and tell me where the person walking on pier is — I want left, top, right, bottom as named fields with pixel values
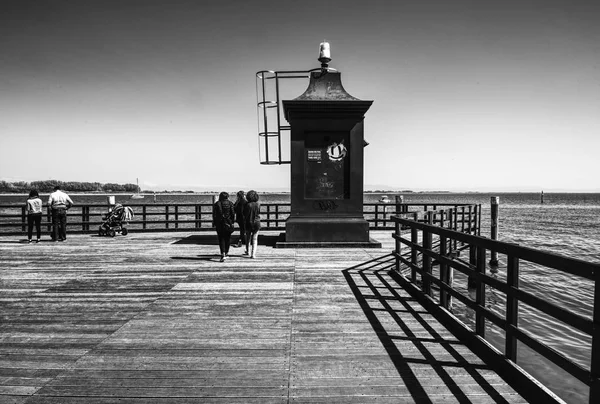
left=243, top=190, right=261, bottom=259
left=233, top=190, right=247, bottom=248
left=47, top=185, right=73, bottom=242
left=213, top=191, right=235, bottom=262
left=25, top=190, right=43, bottom=243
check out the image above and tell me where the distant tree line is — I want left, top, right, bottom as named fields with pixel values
left=0, top=180, right=140, bottom=193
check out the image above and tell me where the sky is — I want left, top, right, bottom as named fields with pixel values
left=1, top=0, right=599, bottom=192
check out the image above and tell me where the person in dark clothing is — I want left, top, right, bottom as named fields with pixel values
left=212, top=191, right=235, bottom=262
left=243, top=190, right=261, bottom=258
left=233, top=190, right=247, bottom=248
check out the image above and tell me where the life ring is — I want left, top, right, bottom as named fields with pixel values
left=327, top=142, right=347, bottom=161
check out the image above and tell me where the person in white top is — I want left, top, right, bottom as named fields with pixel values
left=47, top=185, right=73, bottom=241
left=26, top=189, right=43, bottom=243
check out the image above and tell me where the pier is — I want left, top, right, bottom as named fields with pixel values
left=1, top=202, right=598, bottom=403
left=0, top=230, right=531, bottom=403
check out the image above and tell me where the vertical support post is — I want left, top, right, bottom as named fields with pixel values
left=477, top=204, right=482, bottom=236
left=461, top=206, right=466, bottom=233
left=395, top=195, right=404, bottom=215
left=422, top=211, right=433, bottom=296
left=489, top=197, right=499, bottom=266
left=195, top=205, right=200, bottom=229
left=21, top=206, right=27, bottom=232
left=590, top=268, right=600, bottom=403
left=468, top=245, right=477, bottom=289
left=440, top=236, right=449, bottom=308
left=475, top=246, right=487, bottom=337
left=374, top=204, right=379, bottom=228
left=275, top=204, right=279, bottom=228
left=174, top=205, right=179, bottom=229
left=410, top=215, right=418, bottom=283
left=505, top=254, right=519, bottom=362
left=142, top=206, right=147, bottom=230
left=395, top=219, right=401, bottom=273
left=46, top=209, right=52, bottom=233
left=453, top=207, right=458, bottom=250
left=467, top=205, right=473, bottom=234
left=266, top=205, right=271, bottom=228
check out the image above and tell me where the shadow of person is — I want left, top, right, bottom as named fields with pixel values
left=171, top=255, right=219, bottom=261
left=173, top=233, right=281, bottom=247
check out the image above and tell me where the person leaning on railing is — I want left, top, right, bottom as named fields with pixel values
left=47, top=185, right=73, bottom=242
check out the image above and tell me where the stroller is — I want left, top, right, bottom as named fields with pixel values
left=98, top=204, right=134, bottom=237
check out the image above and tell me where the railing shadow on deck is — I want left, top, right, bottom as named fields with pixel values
left=342, top=253, right=514, bottom=404
left=391, top=213, right=599, bottom=404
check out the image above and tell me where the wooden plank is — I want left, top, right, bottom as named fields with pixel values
left=0, top=231, right=527, bottom=403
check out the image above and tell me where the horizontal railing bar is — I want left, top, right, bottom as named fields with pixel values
left=396, top=251, right=508, bottom=331
left=396, top=232, right=594, bottom=335
left=394, top=217, right=599, bottom=280
left=511, top=324, right=590, bottom=385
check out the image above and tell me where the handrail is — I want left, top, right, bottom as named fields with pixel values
left=390, top=215, right=599, bottom=404
left=0, top=202, right=481, bottom=235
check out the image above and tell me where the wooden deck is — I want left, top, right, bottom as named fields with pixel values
left=0, top=230, right=528, bottom=403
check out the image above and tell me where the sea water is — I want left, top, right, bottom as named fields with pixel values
left=2, top=191, right=598, bottom=402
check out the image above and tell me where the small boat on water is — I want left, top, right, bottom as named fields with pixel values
left=130, top=178, right=144, bottom=199
left=379, top=195, right=391, bottom=203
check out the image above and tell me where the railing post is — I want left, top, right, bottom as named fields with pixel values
left=46, top=209, right=52, bottom=233
left=374, top=205, right=379, bottom=228
left=165, top=206, right=169, bottom=229
left=395, top=195, right=404, bottom=215
left=453, top=207, right=458, bottom=251
left=383, top=203, right=387, bottom=228
left=489, top=197, right=500, bottom=266
left=266, top=205, right=271, bottom=227
left=21, top=206, right=26, bottom=232
left=174, top=205, right=179, bottom=229
left=590, top=268, right=600, bottom=403
left=194, top=205, right=199, bottom=229
left=423, top=212, right=433, bottom=296
left=467, top=205, right=473, bottom=234
left=395, top=218, right=401, bottom=273
left=468, top=245, right=477, bottom=289
left=410, top=213, right=418, bottom=283
left=440, top=236, right=449, bottom=309
left=275, top=204, right=279, bottom=228
left=477, top=203, right=482, bottom=236
left=475, top=246, right=487, bottom=337
left=505, top=254, right=519, bottom=362
left=142, top=206, right=147, bottom=230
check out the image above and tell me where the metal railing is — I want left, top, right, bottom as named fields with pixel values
left=390, top=213, right=599, bottom=404
left=0, top=202, right=481, bottom=235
